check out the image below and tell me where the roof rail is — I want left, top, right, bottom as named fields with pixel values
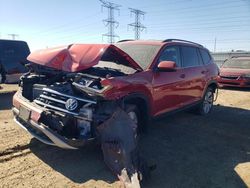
left=117, top=39, right=135, bottom=43
left=163, top=39, right=203, bottom=47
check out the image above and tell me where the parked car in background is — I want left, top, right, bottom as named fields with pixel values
left=0, top=39, right=30, bottom=83
left=218, top=56, right=250, bottom=88
left=12, top=39, right=219, bottom=150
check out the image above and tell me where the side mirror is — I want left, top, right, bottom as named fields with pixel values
left=157, top=61, right=176, bottom=72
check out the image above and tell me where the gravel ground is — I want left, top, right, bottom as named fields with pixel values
left=0, top=85, right=250, bottom=188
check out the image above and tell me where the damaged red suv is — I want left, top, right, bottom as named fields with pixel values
left=13, top=39, right=219, bottom=150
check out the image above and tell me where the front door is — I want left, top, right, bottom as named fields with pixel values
left=152, top=45, right=186, bottom=116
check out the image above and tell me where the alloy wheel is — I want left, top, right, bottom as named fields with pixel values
left=203, top=90, right=214, bottom=114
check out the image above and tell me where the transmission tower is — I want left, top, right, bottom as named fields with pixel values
left=8, top=34, right=19, bottom=40
left=128, top=8, right=146, bottom=40
left=100, top=0, right=121, bottom=44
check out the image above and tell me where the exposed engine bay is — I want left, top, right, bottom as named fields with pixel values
left=20, top=61, right=134, bottom=140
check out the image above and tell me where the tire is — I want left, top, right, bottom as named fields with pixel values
left=197, top=87, right=214, bottom=115
left=125, top=104, right=141, bottom=134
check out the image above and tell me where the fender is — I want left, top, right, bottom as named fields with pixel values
left=202, top=79, right=219, bottom=97
left=121, top=92, right=152, bottom=117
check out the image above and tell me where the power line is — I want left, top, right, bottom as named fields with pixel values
left=100, top=0, right=121, bottom=43
left=146, top=1, right=245, bottom=15
left=128, top=8, right=146, bottom=40
left=30, top=12, right=102, bottom=36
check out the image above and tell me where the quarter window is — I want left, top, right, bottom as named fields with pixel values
left=200, top=49, right=212, bottom=65
left=181, top=46, right=200, bottom=67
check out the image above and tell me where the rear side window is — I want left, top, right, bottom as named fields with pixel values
left=200, top=49, right=211, bottom=65
left=181, top=46, right=200, bottom=67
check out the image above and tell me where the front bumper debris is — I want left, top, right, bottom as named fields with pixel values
left=13, top=107, right=95, bottom=149
left=12, top=91, right=95, bottom=149
left=97, top=107, right=152, bottom=187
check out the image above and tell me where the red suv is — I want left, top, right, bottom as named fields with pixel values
left=218, top=56, right=250, bottom=88
left=13, top=39, right=219, bottom=149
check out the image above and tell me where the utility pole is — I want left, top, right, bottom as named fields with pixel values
left=214, top=37, right=217, bottom=52
left=8, top=34, right=19, bottom=40
left=128, top=8, right=146, bottom=40
left=100, top=0, right=121, bottom=44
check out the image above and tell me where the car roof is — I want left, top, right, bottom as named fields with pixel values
left=0, top=39, right=27, bottom=43
left=117, top=39, right=207, bottom=49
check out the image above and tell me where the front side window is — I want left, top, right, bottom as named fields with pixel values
left=158, top=46, right=181, bottom=67
left=181, top=46, right=200, bottom=67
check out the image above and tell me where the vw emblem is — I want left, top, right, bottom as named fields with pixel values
left=65, top=98, right=78, bottom=111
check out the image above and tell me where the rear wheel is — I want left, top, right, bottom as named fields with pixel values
left=197, top=87, right=214, bottom=115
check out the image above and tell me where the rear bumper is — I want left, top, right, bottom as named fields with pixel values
left=12, top=91, right=95, bottom=149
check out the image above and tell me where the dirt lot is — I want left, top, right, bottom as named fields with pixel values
left=0, top=84, right=250, bottom=188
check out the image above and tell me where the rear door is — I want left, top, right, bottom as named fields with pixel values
left=180, top=46, right=206, bottom=105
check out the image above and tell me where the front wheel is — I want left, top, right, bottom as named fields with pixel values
left=197, top=87, right=214, bottom=115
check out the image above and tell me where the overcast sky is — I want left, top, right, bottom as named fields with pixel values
left=0, top=0, right=249, bottom=52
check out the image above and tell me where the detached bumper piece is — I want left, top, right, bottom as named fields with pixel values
left=97, top=107, right=152, bottom=188
left=12, top=107, right=93, bottom=149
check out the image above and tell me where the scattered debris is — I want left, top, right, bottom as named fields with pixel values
left=97, top=107, right=153, bottom=187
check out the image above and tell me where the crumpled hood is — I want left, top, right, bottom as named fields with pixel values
left=220, top=68, right=250, bottom=76
left=27, top=44, right=143, bottom=72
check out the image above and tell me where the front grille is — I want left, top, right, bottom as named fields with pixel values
left=220, top=75, right=239, bottom=80
left=34, top=88, right=96, bottom=115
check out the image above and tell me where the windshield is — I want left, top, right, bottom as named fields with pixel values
left=115, top=43, right=161, bottom=70
left=222, top=58, right=250, bottom=69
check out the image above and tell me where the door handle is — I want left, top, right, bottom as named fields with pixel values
left=180, top=74, right=185, bottom=78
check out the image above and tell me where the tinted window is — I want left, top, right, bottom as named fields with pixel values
left=0, top=41, right=30, bottom=58
left=158, top=46, right=181, bottom=67
left=200, top=49, right=211, bottom=65
left=181, top=46, right=200, bottom=67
